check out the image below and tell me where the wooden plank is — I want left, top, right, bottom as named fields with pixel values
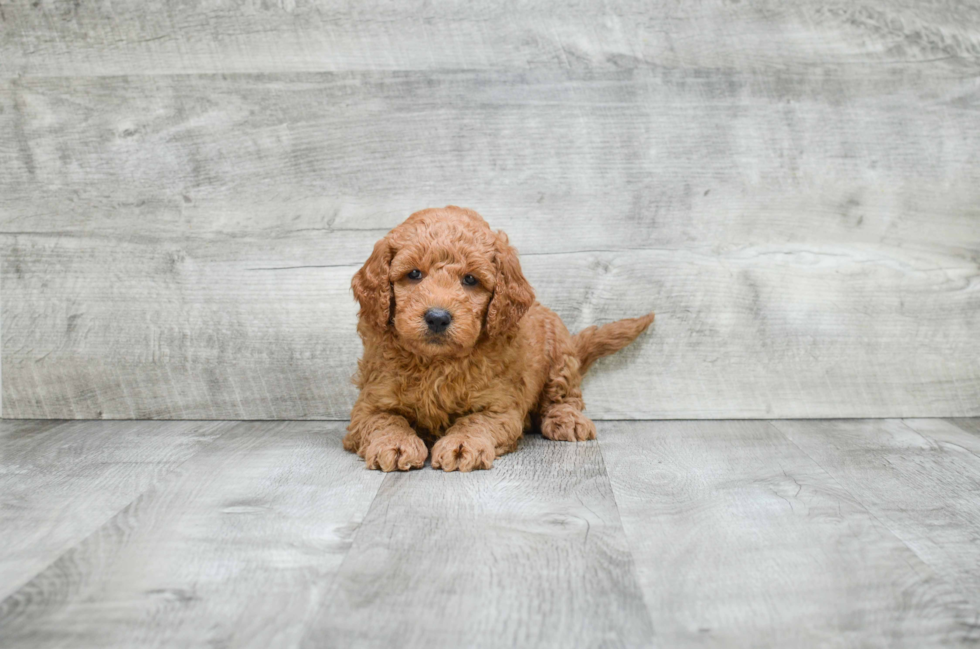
left=301, top=434, right=654, bottom=648
left=2, top=68, right=978, bottom=419
left=2, top=0, right=979, bottom=77
left=600, top=420, right=979, bottom=647
left=3, top=229, right=977, bottom=419
left=5, top=71, right=980, bottom=243
left=0, top=422, right=385, bottom=648
left=773, top=418, right=980, bottom=612
left=0, top=419, right=229, bottom=601
left=1, top=231, right=364, bottom=420
left=0, top=418, right=64, bottom=441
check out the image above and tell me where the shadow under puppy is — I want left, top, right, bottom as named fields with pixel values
left=345, top=206, right=654, bottom=472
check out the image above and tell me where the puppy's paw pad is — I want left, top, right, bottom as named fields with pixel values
left=541, top=405, right=596, bottom=442
left=431, top=434, right=495, bottom=472
left=363, top=434, right=428, bottom=472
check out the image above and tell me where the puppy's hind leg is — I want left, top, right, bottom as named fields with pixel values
left=538, top=352, right=596, bottom=442
left=540, top=399, right=596, bottom=442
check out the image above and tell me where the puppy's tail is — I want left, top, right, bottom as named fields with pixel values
left=573, top=313, right=655, bottom=375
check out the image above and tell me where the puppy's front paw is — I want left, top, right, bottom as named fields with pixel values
left=540, top=404, right=596, bottom=442
left=431, top=433, right=495, bottom=472
left=363, top=433, right=428, bottom=472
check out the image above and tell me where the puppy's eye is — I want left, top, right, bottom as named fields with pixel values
left=407, top=269, right=423, bottom=280
left=462, top=274, right=478, bottom=287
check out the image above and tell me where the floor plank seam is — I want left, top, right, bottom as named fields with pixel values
left=593, top=426, right=659, bottom=639
left=292, top=465, right=389, bottom=648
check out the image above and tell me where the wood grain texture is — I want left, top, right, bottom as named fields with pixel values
left=301, top=434, right=654, bottom=648
left=3, top=418, right=980, bottom=647
left=3, top=62, right=979, bottom=419
left=0, top=419, right=229, bottom=601
left=2, top=0, right=979, bottom=77
left=948, top=418, right=980, bottom=437
left=599, top=420, right=979, bottom=647
left=772, top=418, right=980, bottom=613
left=0, top=421, right=384, bottom=649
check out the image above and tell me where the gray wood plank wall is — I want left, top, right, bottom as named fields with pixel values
left=2, top=1, right=979, bottom=419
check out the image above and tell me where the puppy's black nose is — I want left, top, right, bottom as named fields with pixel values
left=424, top=308, right=452, bottom=333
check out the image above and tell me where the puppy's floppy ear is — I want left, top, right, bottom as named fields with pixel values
left=485, top=231, right=535, bottom=338
left=352, top=237, right=394, bottom=332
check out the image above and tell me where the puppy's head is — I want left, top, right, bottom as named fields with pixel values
left=352, top=206, right=534, bottom=357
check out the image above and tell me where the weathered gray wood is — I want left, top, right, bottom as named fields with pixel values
left=302, top=435, right=654, bottom=648
left=948, top=418, right=980, bottom=438
left=4, top=418, right=980, bottom=647
left=3, top=65, right=978, bottom=419
left=0, top=418, right=64, bottom=441
left=5, top=71, right=980, bottom=241
left=0, top=421, right=384, bottom=648
left=0, top=419, right=229, bottom=601
left=772, top=418, right=980, bottom=613
left=2, top=0, right=979, bottom=77
left=600, top=420, right=979, bottom=647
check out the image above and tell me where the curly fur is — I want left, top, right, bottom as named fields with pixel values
left=344, top=206, right=654, bottom=472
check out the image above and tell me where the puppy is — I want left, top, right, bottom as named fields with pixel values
left=344, top=206, right=654, bottom=472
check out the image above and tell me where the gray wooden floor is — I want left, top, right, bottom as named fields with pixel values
left=1, top=419, right=979, bottom=648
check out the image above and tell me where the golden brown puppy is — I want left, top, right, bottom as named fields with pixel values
left=344, top=206, right=654, bottom=472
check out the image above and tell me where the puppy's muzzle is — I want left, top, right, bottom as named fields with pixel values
left=424, top=308, right=452, bottom=334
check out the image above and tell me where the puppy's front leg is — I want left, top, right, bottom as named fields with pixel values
left=344, top=405, right=427, bottom=472
left=431, top=410, right=524, bottom=472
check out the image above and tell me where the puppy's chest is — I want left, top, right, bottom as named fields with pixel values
left=392, top=364, right=493, bottom=431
